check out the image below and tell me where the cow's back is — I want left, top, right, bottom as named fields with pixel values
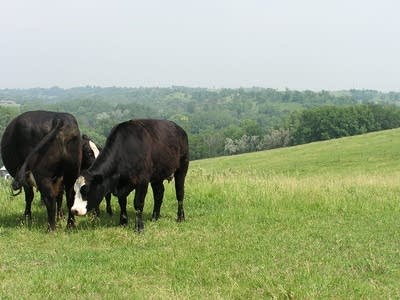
left=1, top=111, right=81, bottom=177
left=1, top=112, right=51, bottom=176
left=144, top=119, right=189, bottom=167
left=102, top=119, right=188, bottom=183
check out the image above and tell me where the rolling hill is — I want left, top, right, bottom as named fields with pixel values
left=192, top=127, right=400, bottom=175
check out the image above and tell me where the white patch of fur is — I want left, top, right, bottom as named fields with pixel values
left=71, top=176, right=87, bottom=216
left=88, top=140, right=100, bottom=158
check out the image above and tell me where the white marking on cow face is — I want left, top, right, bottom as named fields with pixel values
left=88, top=141, right=100, bottom=158
left=71, top=176, right=87, bottom=216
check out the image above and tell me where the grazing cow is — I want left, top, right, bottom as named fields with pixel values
left=81, top=134, right=112, bottom=216
left=0, top=111, right=82, bottom=230
left=1, top=133, right=108, bottom=223
left=72, top=119, right=189, bottom=232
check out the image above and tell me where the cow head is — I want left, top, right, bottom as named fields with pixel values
left=71, top=172, right=105, bottom=216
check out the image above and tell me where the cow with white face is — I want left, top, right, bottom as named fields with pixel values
left=72, top=119, right=189, bottom=233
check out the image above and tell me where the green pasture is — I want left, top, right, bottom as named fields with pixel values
left=1, top=129, right=400, bottom=299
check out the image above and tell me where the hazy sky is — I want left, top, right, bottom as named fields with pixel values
left=1, top=0, right=399, bottom=91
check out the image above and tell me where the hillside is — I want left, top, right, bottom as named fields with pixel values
left=0, top=129, right=400, bottom=298
left=193, top=127, right=400, bottom=175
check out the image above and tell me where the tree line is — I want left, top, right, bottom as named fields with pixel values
left=1, top=87, right=400, bottom=163
left=288, top=104, right=400, bottom=145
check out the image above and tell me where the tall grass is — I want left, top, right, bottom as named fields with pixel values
left=1, top=129, right=400, bottom=299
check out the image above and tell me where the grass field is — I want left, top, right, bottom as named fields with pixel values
left=1, top=129, right=400, bottom=299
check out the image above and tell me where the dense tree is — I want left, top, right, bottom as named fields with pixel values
left=288, top=104, right=400, bottom=145
left=1, top=87, right=400, bottom=161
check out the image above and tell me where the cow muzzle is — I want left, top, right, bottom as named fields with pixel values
left=71, top=203, right=87, bottom=216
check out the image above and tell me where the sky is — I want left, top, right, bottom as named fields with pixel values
left=1, top=0, right=400, bottom=91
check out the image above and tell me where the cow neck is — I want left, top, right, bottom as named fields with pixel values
left=89, top=147, right=117, bottom=179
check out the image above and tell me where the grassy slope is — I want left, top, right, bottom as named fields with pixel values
left=1, top=129, right=400, bottom=299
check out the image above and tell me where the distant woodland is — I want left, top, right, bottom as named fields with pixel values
left=1, top=86, right=400, bottom=162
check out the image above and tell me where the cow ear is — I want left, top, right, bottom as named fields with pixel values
left=80, top=185, right=88, bottom=197
left=93, top=174, right=103, bottom=184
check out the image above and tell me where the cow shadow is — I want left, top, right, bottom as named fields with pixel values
left=0, top=210, right=52, bottom=231
left=0, top=212, right=35, bottom=229
left=72, top=211, right=155, bottom=232
left=0, top=209, right=155, bottom=232
left=0, top=186, right=158, bottom=232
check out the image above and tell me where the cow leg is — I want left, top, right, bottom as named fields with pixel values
left=151, top=181, right=164, bottom=221
left=94, top=206, right=101, bottom=217
left=56, top=185, right=64, bottom=220
left=174, top=161, right=188, bottom=222
left=42, top=195, right=57, bottom=231
left=118, top=196, right=128, bottom=225
left=38, top=178, right=58, bottom=231
left=94, top=193, right=113, bottom=217
left=105, top=193, right=113, bottom=216
left=133, top=183, right=148, bottom=233
left=23, top=186, right=34, bottom=224
left=63, top=179, right=76, bottom=229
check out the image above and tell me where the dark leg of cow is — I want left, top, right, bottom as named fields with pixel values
left=133, top=183, right=148, bottom=233
left=38, top=179, right=58, bottom=231
left=56, top=186, right=64, bottom=220
left=105, top=193, right=113, bottom=216
left=42, top=196, right=57, bottom=231
left=118, top=196, right=128, bottom=225
left=64, top=181, right=76, bottom=229
left=63, top=132, right=81, bottom=229
left=23, top=186, right=34, bottom=224
left=94, top=206, right=101, bottom=217
left=174, top=161, right=188, bottom=222
left=151, top=181, right=164, bottom=221
left=94, top=194, right=112, bottom=217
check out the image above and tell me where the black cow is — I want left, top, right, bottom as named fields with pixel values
left=80, top=134, right=112, bottom=216
left=0, top=110, right=82, bottom=230
left=1, top=132, right=109, bottom=224
left=72, top=119, right=189, bottom=232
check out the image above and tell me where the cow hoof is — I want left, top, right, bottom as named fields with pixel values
left=135, top=224, right=144, bottom=233
left=66, top=224, right=75, bottom=230
left=151, top=212, right=160, bottom=221
left=57, top=210, right=64, bottom=221
left=47, top=224, right=57, bottom=232
left=177, top=212, right=185, bottom=222
left=119, top=217, right=128, bottom=226
left=66, top=221, right=76, bottom=229
left=23, top=213, right=32, bottom=224
left=135, top=211, right=144, bottom=232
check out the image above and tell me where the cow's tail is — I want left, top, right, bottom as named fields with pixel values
left=12, top=119, right=64, bottom=192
